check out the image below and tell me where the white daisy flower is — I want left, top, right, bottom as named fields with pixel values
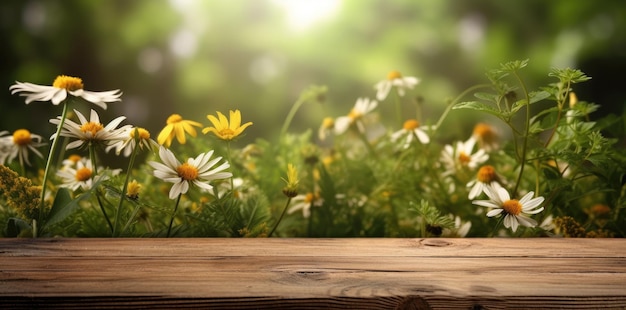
left=9, top=75, right=122, bottom=109
left=61, top=154, right=84, bottom=169
left=217, top=177, right=247, bottom=199
left=334, top=97, right=378, bottom=135
left=0, top=129, right=46, bottom=167
left=390, top=119, right=432, bottom=148
left=105, top=127, right=158, bottom=157
left=318, top=117, right=335, bottom=141
left=148, top=146, right=233, bottom=199
left=442, top=215, right=472, bottom=237
left=56, top=156, right=117, bottom=191
left=49, top=109, right=130, bottom=150
left=440, top=138, right=488, bottom=177
left=374, top=70, right=420, bottom=101
left=472, top=185, right=545, bottom=232
left=287, top=192, right=324, bottom=218
left=466, top=165, right=501, bottom=199
left=470, top=123, right=499, bottom=152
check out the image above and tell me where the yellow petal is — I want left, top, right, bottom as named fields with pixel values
left=157, top=124, right=174, bottom=146
left=174, top=125, right=186, bottom=144
left=230, top=110, right=242, bottom=129
left=206, top=114, right=221, bottom=129
left=182, top=122, right=198, bottom=137
left=217, top=111, right=229, bottom=128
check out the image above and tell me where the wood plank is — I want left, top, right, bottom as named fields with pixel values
left=2, top=238, right=624, bottom=257
left=0, top=238, right=625, bottom=309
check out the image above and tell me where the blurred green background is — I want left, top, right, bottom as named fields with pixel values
left=2, top=0, right=625, bottom=146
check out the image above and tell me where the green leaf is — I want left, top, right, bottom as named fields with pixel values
left=549, top=68, right=591, bottom=84
left=453, top=101, right=504, bottom=117
left=43, top=188, right=89, bottom=229
left=529, top=90, right=551, bottom=104
left=499, top=59, right=529, bottom=72
left=510, top=91, right=551, bottom=114
left=474, top=92, right=499, bottom=103
left=5, top=217, right=31, bottom=237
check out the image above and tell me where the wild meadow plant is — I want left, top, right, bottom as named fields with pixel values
left=1, top=60, right=624, bottom=238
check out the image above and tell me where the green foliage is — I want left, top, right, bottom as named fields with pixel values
left=2, top=58, right=625, bottom=238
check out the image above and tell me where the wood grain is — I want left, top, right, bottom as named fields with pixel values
left=1, top=238, right=625, bottom=309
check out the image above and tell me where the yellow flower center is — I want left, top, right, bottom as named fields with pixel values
left=12, top=129, right=32, bottom=146
left=348, top=109, right=362, bottom=120
left=476, top=165, right=496, bottom=183
left=502, top=199, right=522, bottom=215
left=166, top=114, right=183, bottom=124
left=80, top=122, right=104, bottom=136
left=177, top=163, right=198, bottom=181
left=68, top=154, right=82, bottom=163
left=321, top=117, right=334, bottom=129
left=403, top=119, right=420, bottom=130
left=53, top=75, right=84, bottom=91
left=131, top=127, right=150, bottom=140
left=590, top=204, right=611, bottom=217
left=387, top=70, right=402, bottom=80
left=305, top=192, right=315, bottom=203
left=217, top=128, right=236, bottom=140
left=472, top=123, right=497, bottom=145
left=458, top=151, right=471, bottom=165
left=75, top=167, right=92, bottom=181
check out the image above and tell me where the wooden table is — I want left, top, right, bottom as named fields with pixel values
left=1, top=238, right=625, bottom=309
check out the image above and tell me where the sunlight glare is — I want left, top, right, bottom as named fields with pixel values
left=272, top=0, right=341, bottom=31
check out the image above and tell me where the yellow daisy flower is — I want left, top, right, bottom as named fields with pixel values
left=202, top=110, right=253, bottom=141
left=157, top=114, right=202, bottom=147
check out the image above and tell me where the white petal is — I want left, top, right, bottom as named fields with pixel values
left=389, top=129, right=405, bottom=142
left=519, top=191, right=535, bottom=204
left=65, top=140, right=85, bottom=150
left=160, top=147, right=180, bottom=169
left=192, top=180, right=213, bottom=192
left=170, top=181, right=188, bottom=199
left=486, top=208, right=503, bottom=217
left=515, top=214, right=537, bottom=228
left=74, top=110, right=89, bottom=125
left=89, top=109, right=100, bottom=124
left=103, top=116, right=127, bottom=131
left=414, top=129, right=430, bottom=144
left=473, top=199, right=498, bottom=209
left=524, top=206, right=544, bottom=215
left=334, top=117, right=351, bottom=135
left=522, top=197, right=545, bottom=212
left=51, top=89, right=68, bottom=105
left=205, top=172, right=233, bottom=180
left=375, top=81, right=392, bottom=101
left=505, top=215, right=519, bottom=232
left=495, top=186, right=510, bottom=203
left=468, top=183, right=482, bottom=200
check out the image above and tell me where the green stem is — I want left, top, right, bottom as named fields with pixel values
left=167, top=194, right=182, bottom=237
left=36, top=101, right=70, bottom=237
left=434, top=83, right=491, bottom=133
left=89, top=143, right=113, bottom=233
left=355, top=125, right=376, bottom=157
left=226, top=141, right=234, bottom=194
left=121, top=203, right=142, bottom=236
left=268, top=196, right=293, bottom=237
left=280, top=96, right=306, bottom=138
left=113, top=129, right=141, bottom=237
left=393, top=91, right=402, bottom=126
left=512, top=71, right=531, bottom=195
left=544, top=81, right=570, bottom=147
